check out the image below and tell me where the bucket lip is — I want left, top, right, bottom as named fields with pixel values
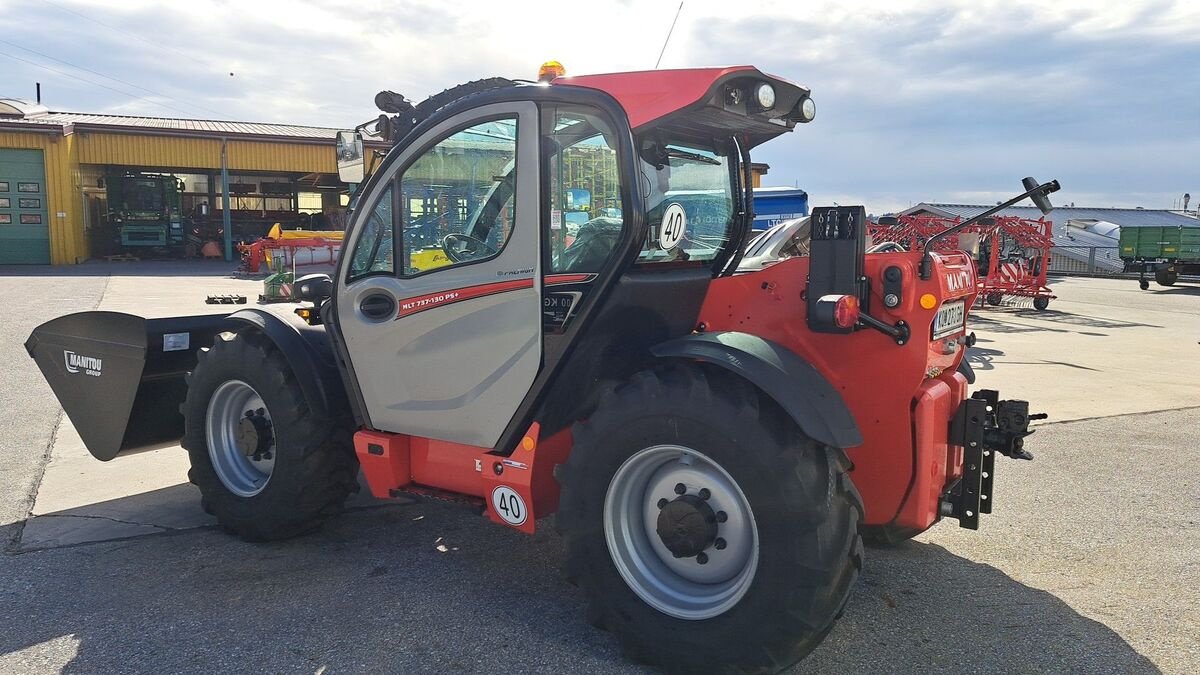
left=26, top=311, right=151, bottom=360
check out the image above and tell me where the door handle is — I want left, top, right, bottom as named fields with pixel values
left=359, top=293, right=396, bottom=320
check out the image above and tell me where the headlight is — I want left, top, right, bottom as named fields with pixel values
left=754, top=83, right=776, bottom=109
left=796, top=96, right=816, bottom=122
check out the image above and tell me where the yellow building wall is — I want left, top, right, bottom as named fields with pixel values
left=76, top=133, right=336, bottom=174
left=0, top=131, right=85, bottom=264
left=2, top=129, right=340, bottom=264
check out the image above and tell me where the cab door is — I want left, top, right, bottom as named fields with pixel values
left=334, top=103, right=541, bottom=448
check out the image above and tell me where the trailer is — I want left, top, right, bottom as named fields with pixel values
left=1120, top=223, right=1200, bottom=289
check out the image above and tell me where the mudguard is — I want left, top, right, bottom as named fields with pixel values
left=225, top=308, right=350, bottom=422
left=650, top=331, right=863, bottom=449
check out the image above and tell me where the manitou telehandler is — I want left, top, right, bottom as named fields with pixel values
left=27, top=65, right=1057, bottom=673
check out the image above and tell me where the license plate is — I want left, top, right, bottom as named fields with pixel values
left=932, top=300, right=966, bottom=340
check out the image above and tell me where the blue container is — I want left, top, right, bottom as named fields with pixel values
left=752, top=187, right=809, bottom=232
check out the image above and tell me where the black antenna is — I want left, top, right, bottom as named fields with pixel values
left=655, top=1, right=685, bottom=68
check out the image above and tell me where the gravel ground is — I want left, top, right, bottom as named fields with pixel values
left=0, top=270, right=1196, bottom=673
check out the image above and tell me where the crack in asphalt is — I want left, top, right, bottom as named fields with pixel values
left=27, top=512, right=179, bottom=531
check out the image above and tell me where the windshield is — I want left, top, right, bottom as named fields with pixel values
left=637, top=141, right=736, bottom=266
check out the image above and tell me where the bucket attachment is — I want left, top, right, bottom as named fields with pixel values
left=25, top=311, right=236, bottom=461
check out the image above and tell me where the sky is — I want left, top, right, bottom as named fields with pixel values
left=0, top=0, right=1197, bottom=213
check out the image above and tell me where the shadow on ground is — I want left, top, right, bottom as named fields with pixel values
left=0, top=497, right=1159, bottom=674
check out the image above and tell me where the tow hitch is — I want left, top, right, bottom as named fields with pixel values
left=943, top=390, right=1046, bottom=529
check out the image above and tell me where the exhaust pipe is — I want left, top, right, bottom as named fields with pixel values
left=25, top=311, right=236, bottom=461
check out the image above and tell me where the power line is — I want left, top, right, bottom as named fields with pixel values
left=0, top=37, right=227, bottom=118
left=0, top=48, right=199, bottom=117
left=39, top=0, right=202, bottom=64
left=655, top=1, right=685, bottom=69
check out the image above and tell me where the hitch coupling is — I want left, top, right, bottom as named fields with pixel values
left=942, top=389, right=1046, bottom=530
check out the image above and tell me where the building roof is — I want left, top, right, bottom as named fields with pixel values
left=0, top=98, right=347, bottom=142
left=902, top=203, right=1200, bottom=229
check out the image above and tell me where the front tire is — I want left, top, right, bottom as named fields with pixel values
left=556, top=367, right=863, bottom=673
left=182, top=331, right=358, bottom=541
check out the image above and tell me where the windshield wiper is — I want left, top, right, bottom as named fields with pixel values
left=665, top=148, right=721, bottom=166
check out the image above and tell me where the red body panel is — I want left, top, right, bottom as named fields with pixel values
left=557, top=66, right=756, bottom=129
left=354, top=424, right=572, bottom=535
left=697, top=252, right=977, bottom=529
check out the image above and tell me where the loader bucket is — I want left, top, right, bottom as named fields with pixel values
left=24, top=311, right=237, bottom=461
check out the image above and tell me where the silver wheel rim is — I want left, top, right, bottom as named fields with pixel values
left=604, top=444, right=759, bottom=620
left=205, top=380, right=276, bottom=497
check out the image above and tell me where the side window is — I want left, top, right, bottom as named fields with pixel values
left=546, top=106, right=623, bottom=274
left=637, top=142, right=735, bottom=266
left=347, top=183, right=395, bottom=280
left=400, top=117, right=518, bottom=275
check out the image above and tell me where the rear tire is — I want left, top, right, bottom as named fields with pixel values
left=182, top=331, right=358, bottom=541
left=986, top=293, right=1003, bottom=306
left=1033, top=296, right=1050, bottom=311
left=556, top=367, right=863, bottom=673
left=1155, top=269, right=1178, bottom=286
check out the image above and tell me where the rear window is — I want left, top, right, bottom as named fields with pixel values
left=637, top=142, right=734, bottom=266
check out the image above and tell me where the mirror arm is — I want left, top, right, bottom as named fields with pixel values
left=919, top=179, right=1060, bottom=279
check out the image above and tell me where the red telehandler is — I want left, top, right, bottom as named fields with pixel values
left=26, top=66, right=1056, bottom=673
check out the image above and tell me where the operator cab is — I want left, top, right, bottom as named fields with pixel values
left=327, top=67, right=814, bottom=451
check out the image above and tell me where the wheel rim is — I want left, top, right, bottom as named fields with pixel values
left=205, top=380, right=276, bottom=497
left=604, top=444, right=759, bottom=620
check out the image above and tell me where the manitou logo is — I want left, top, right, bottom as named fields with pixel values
left=944, top=269, right=972, bottom=293
left=64, top=350, right=102, bottom=377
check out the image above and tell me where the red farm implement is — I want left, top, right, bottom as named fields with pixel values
left=871, top=213, right=1056, bottom=310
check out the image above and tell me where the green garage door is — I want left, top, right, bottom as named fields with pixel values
left=0, top=149, right=51, bottom=264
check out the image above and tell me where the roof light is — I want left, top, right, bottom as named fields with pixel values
left=754, top=83, right=776, bottom=110
left=538, top=61, right=566, bottom=82
left=795, top=96, right=816, bottom=123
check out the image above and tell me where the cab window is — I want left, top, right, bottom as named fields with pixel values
left=347, top=183, right=395, bottom=280
left=399, top=117, right=518, bottom=275
left=637, top=141, right=735, bottom=266
left=545, top=106, right=623, bottom=274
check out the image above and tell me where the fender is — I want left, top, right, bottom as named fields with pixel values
left=650, top=331, right=863, bottom=449
left=227, top=309, right=351, bottom=421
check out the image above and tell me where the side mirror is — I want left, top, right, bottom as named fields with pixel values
left=1022, top=176, right=1060, bottom=215
left=336, top=131, right=365, bottom=184
left=295, top=273, right=333, bottom=302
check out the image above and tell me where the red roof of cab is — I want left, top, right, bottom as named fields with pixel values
left=555, top=66, right=757, bottom=129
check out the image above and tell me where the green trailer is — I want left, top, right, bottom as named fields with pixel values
left=1119, top=224, right=1200, bottom=289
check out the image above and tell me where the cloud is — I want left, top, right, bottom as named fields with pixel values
left=0, top=0, right=1196, bottom=211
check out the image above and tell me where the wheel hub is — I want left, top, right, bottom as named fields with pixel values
left=656, top=495, right=718, bottom=558
left=235, top=410, right=273, bottom=460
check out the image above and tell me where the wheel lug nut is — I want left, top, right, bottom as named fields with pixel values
left=698, top=488, right=711, bottom=500
left=255, top=408, right=266, bottom=416
left=674, top=483, right=686, bottom=495
left=244, top=410, right=254, bottom=418
left=657, top=498, right=668, bottom=509
left=696, top=552, right=709, bottom=565
left=714, top=538, right=727, bottom=550
left=716, top=511, right=728, bottom=523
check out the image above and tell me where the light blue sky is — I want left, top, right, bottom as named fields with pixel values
left=1, top=0, right=1196, bottom=212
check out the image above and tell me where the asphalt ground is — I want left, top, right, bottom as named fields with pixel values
left=0, top=268, right=1197, bottom=674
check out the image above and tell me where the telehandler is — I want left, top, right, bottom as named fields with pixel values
left=26, top=65, right=1056, bottom=673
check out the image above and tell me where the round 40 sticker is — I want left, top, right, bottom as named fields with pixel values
left=659, top=202, right=687, bottom=250
left=491, top=486, right=528, bottom=526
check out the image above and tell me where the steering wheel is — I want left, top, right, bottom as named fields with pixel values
left=441, top=233, right=497, bottom=263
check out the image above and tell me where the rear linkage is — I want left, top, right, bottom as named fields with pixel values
left=943, top=390, right=1047, bottom=530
